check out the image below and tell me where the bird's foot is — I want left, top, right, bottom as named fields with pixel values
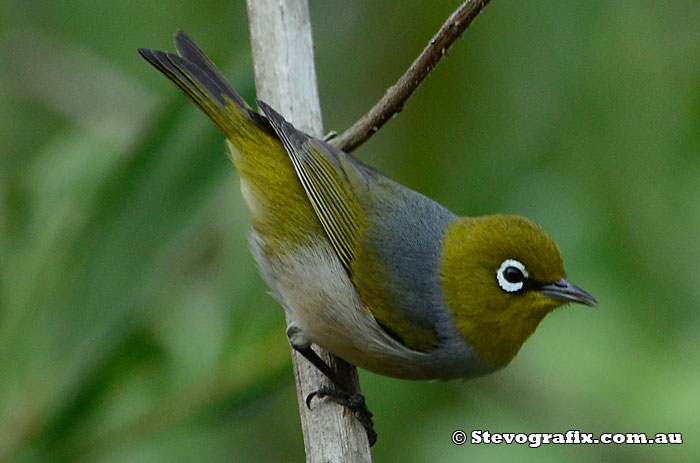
left=306, top=387, right=377, bottom=447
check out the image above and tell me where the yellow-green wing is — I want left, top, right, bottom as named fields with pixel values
left=259, top=101, right=452, bottom=352
left=258, top=101, right=367, bottom=271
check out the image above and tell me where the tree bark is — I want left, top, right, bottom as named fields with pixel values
left=245, top=1, right=373, bottom=462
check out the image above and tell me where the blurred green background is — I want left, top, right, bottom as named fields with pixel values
left=1, top=0, right=698, bottom=461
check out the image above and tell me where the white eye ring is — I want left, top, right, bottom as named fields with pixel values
left=496, top=259, right=529, bottom=293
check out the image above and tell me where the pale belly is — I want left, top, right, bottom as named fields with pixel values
left=247, top=231, right=489, bottom=380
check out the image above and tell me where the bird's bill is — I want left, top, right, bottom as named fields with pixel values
left=539, top=279, right=597, bottom=307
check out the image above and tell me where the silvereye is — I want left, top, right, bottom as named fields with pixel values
left=139, top=31, right=596, bottom=443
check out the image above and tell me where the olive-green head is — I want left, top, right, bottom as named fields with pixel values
left=440, top=214, right=596, bottom=370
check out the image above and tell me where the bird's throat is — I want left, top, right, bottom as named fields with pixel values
left=453, top=309, right=550, bottom=369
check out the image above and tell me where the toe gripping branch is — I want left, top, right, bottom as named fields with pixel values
left=295, top=345, right=378, bottom=447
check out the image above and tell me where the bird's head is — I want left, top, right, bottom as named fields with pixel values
left=440, top=215, right=596, bottom=370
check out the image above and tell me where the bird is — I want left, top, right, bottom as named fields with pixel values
left=139, top=31, right=596, bottom=446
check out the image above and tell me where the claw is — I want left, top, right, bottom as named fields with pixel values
left=305, top=389, right=323, bottom=408
left=305, top=387, right=377, bottom=446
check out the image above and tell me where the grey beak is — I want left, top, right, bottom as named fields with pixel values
left=539, top=279, right=597, bottom=307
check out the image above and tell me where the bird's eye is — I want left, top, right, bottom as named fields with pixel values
left=496, top=259, right=529, bottom=293
left=503, top=266, right=524, bottom=283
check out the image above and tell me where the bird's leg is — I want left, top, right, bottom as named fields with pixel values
left=294, top=346, right=377, bottom=446
left=287, top=326, right=377, bottom=446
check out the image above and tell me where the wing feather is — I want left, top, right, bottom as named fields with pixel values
left=258, top=101, right=363, bottom=270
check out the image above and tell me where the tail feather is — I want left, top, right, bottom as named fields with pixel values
left=138, top=31, right=271, bottom=137
left=172, top=30, right=245, bottom=108
left=140, top=31, right=337, bottom=260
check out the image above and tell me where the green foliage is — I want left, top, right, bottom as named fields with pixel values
left=1, top=0, right=698, bottom=461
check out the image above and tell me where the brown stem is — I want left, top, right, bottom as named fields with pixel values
left=331, top=0, right=493, bottom=153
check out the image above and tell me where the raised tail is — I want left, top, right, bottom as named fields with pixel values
left=140, top=31, right=320, bottom=244
left=138, top=30, right=271, bottom=139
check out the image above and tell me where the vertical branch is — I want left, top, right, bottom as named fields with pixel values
left=245, top=1, right=373, bottom=462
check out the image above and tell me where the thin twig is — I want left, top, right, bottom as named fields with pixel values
left=330, top=0, right=492, bottom=153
